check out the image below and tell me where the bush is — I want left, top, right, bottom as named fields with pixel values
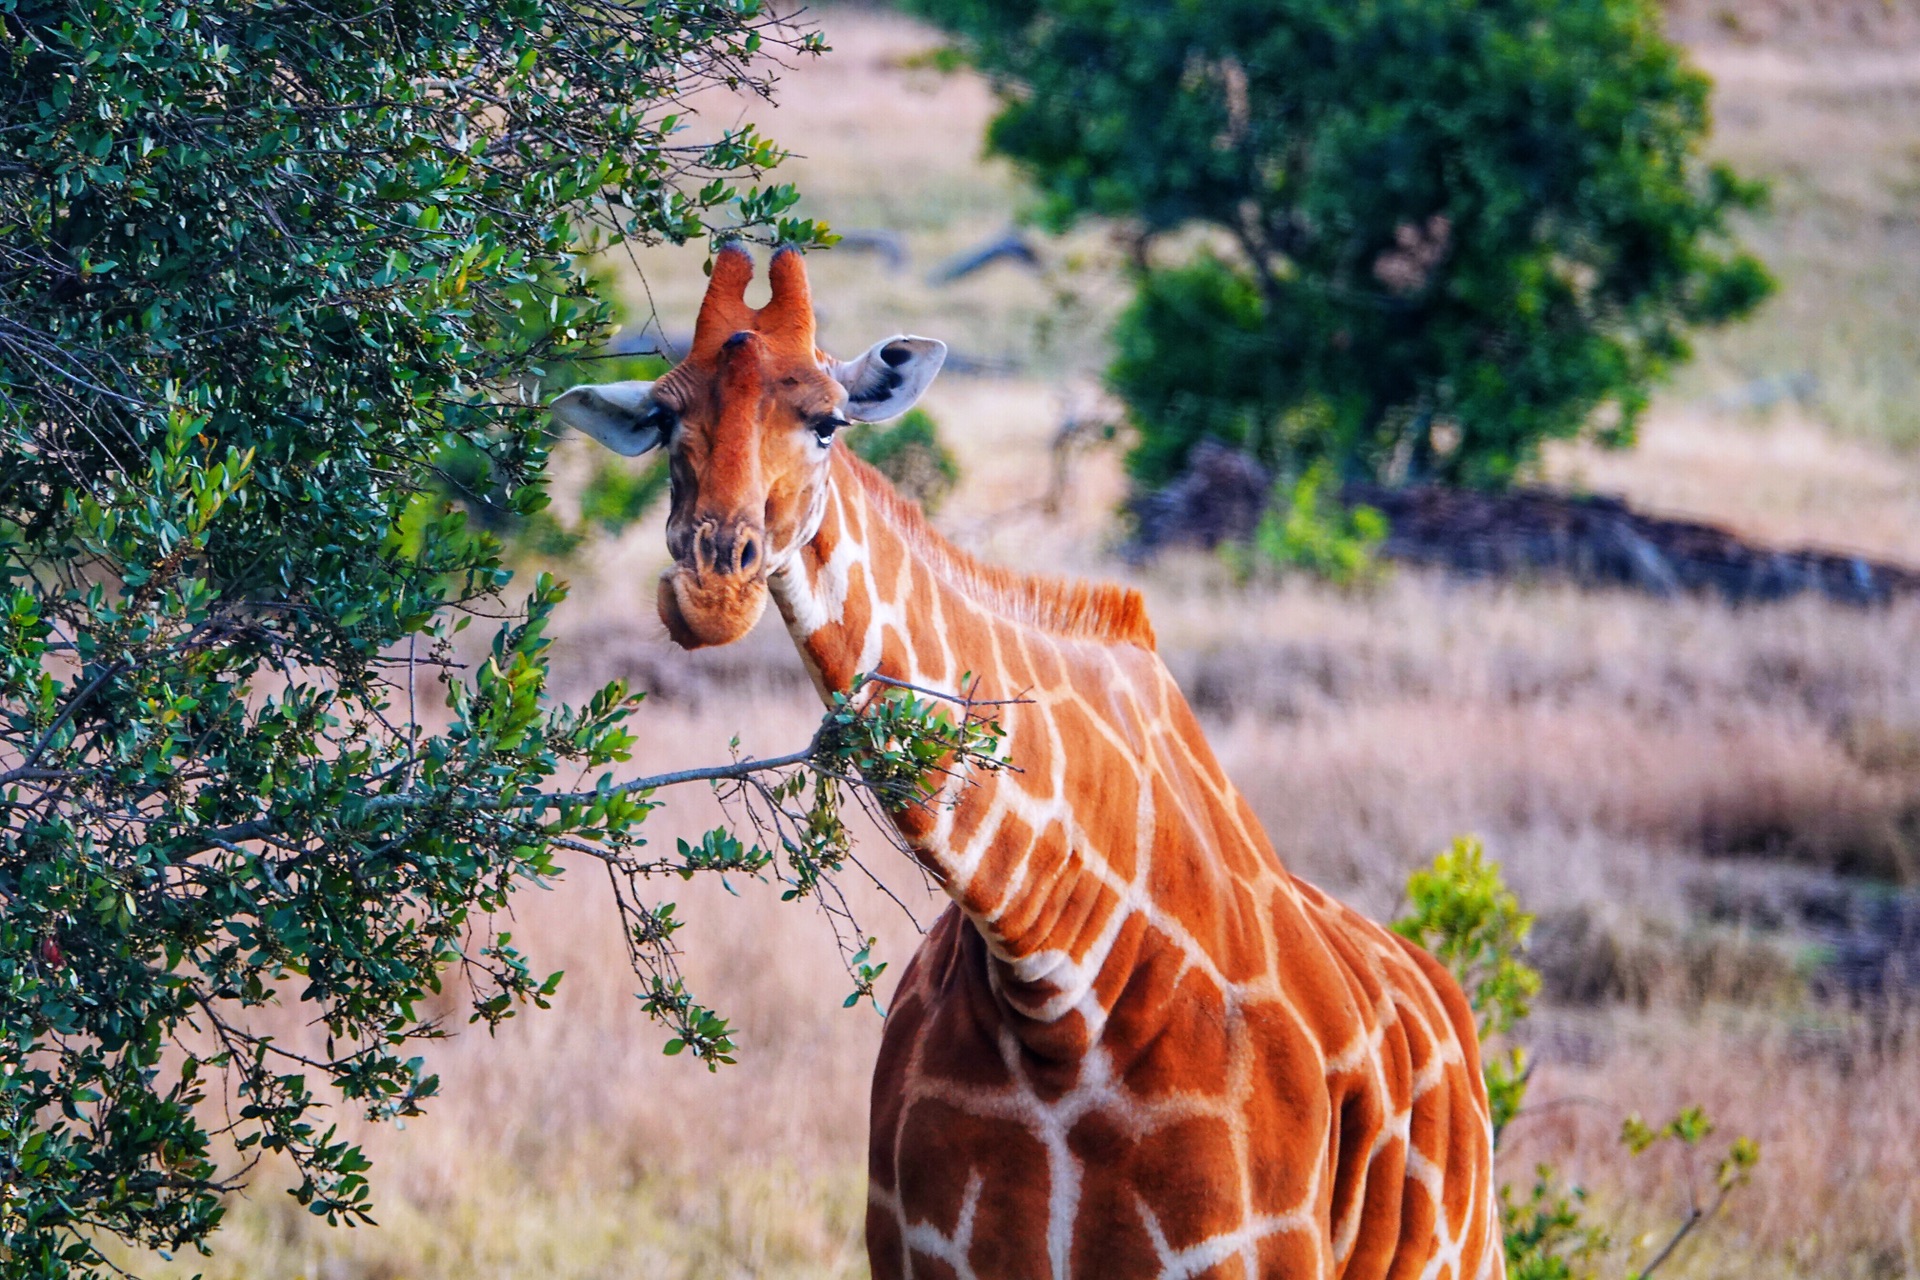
left=1395, top=838, right=1759, bottom=1279
left=1231, top=461, right=1388, bottom=588
left=909, top=0, right=1774, bottom=490
left=0, top=0, right=859, bottom=1273
left=848, top=408, right=963, bottom=514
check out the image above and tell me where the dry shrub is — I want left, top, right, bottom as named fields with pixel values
left=1530, top=906, right=1807, bottom=1009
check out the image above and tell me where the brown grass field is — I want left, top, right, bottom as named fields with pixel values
left=129, top=5, right=1920, bottom=1277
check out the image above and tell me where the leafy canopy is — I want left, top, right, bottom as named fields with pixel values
left=909, top=0, right=1773, bottom=488
left=0, top=0, right=918, bottom=1274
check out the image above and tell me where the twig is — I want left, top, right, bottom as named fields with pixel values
left=1636, top=1180, right=1740, bottom=1280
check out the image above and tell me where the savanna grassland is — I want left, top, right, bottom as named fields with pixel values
left=128, top=5, right=1920, bottom=1277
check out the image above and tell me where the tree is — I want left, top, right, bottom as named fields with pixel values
left=908, top=0, right=1774, bottom=489
left=0, top=2, right=979, bottom=1275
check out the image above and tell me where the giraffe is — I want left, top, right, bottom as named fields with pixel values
left=552, top=244, right=1503, bottom=1280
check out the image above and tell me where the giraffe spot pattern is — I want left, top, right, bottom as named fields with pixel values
left=765, top=452, right=1501, bottom=1280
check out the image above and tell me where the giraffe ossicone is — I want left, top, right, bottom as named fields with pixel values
left=553, top=244, right=1504, bottom=1280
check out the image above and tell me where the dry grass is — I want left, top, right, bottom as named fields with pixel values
left=125, top=5, right=1920, bottom=1278
left=1149, top=572, right=1920, bottom=891
left=1673, top=41, right=1920, bottom=449
left=1518, top=1007, right=1920, bottom=1280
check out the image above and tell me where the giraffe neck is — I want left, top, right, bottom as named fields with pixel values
left=776, top=462, right=1501, bottom=1280
left=767, top=448, right=966, bottom=703
left=766, top=449, right=1152, bottom=1005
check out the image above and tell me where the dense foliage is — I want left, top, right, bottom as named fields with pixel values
left=437, top=284, right=673, bottom=558
left=910, top=0, right=1774, bottom=488
left=0, top=0, right=898, bottom=1273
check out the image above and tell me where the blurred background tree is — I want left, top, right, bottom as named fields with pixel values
left=846, top=408, right=963, bottom=514
left=0, top=0, right=859, bottom=1274
left=908, top=0, right=1775, bottom=490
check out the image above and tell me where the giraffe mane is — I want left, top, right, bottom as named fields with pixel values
left=839, top=451, right=1157, bottom=651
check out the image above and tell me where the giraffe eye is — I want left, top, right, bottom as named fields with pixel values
left=811, top=412, right=850, bottom=446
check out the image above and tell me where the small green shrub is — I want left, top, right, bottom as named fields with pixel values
left=1394, top=836, right=1540, bottom=1135
left=848, top=408, right=963, bottom=514
left=1396, top=838, right=1760, bottom=1279
left=1231, top=461, right=1388, bottom=588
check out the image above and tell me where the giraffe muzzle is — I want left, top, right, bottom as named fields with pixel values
left=657, top=518, right=770, bottom=649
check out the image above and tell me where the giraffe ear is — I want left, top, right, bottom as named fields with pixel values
left=828, top=336, right=947, bottom=422
left=549, top=381, right=668, bottom=456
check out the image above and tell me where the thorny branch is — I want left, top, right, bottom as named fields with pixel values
left=576, top=672, right=1015, bottom=1050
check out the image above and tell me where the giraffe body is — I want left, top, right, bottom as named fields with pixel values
left=776, top=458, right=1499, bottom=1280
left=552, top=246, right=1503, bottom=1280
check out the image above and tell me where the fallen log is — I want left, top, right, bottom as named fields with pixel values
left=1118, top=442, right=1920, bottom=605
left=1344, top=482, right=1920, bottom=606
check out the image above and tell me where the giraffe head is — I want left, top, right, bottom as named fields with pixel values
left=552, top=244, right=946, bottom=648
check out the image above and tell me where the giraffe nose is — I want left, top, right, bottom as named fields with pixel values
left=692, top=521, right=764, bottom=579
